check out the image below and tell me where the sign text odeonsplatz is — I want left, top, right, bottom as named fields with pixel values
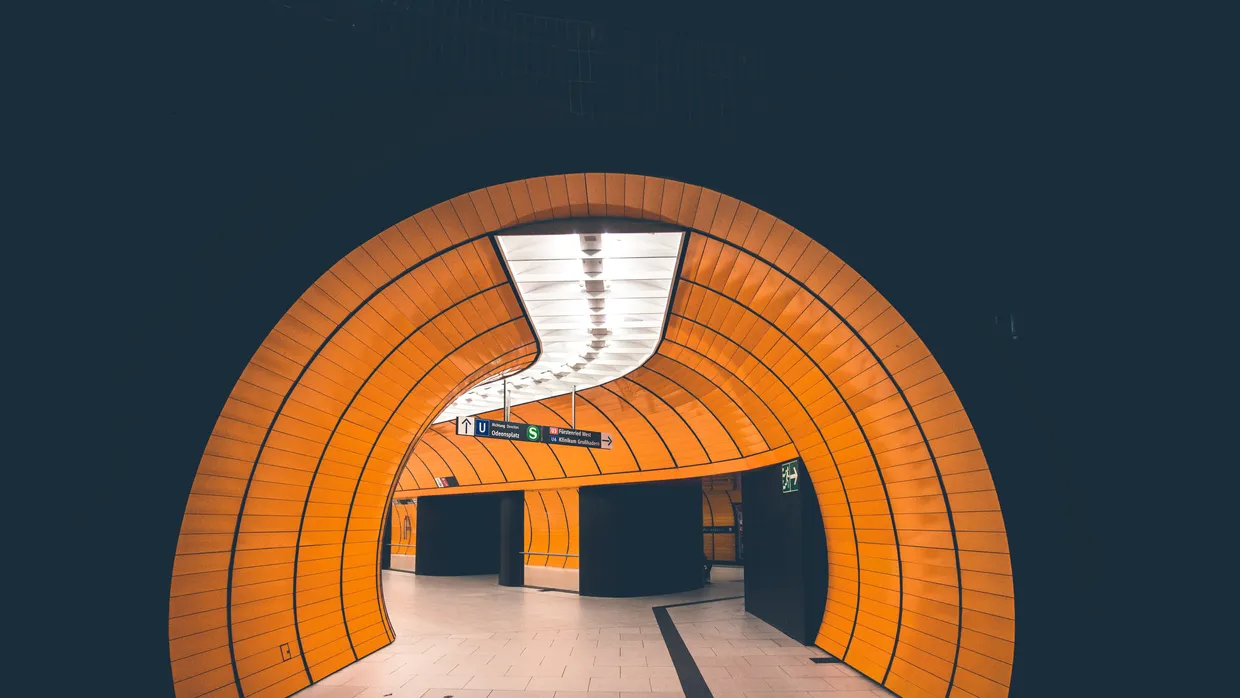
left=456, top=416, right=613, bottom=450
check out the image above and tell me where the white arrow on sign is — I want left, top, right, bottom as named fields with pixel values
left=456, top=416, right=475, bottom=436
left=600, top=433, right=613, bottom=450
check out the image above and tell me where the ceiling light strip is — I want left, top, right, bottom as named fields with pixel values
left=433, top=230, right=684, bottom=424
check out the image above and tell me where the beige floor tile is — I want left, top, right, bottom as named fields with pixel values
left=824, top=677, right=883, bottom=691
left=563, top=665, right=621, bottom=679
left=344, top=672, right=412, bottom=687
left=527, top=677, right=593, bottom=692
left=763, top=677, right=832, bottom=691
left=416, top=690, right=494, bottom=698
left=314, top=670, right=354, bottom=686
left=507, top=663, right=569, bottom=677
left=692, top=655, right=750, bottom=668
left=598, top=640, right=645, bottom=648
left=453, top=662, right=517, bottom=677
left=400, top=674, right=471, bottom=689
left=465, top=675, right=534, bottom=690
left=291, top=685, right=368, bottom=698
left=832, top=665, right=861, bottom=677
left=619, top=666, right=678, bottom=679
left=487, top=691, right=556, bottom=698
left=410, top=661, right=460, bottom=676
left=588, top=677, right=651, bottom=692
left=593, top=655, right=648, bottom=666
left=705, top=677, right=774, bottom=692
left=554, top=692, right=617, bottom=698
left=759, top=647, right=819, bottom=656
left=712, top=646, right=772, bottom=657
left=351, top=689, right=411, bottom=698
left=742, top=655, right=813, bottom=666
left=728, top=640, right=779, bottom=648
left=726, top=664, right=790, bottom=678
left=619, top=645, right=667, bottom=657
left=779, top=665, right=850, bottom=678
left=647, top=678, right=682, bottom=692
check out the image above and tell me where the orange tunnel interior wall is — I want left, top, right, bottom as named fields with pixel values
left=171, top=174, right=1013, bottom=698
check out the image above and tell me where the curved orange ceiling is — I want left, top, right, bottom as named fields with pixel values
left=169, top=174, right=1012, bottom=698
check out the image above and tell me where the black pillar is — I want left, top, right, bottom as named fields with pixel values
left=498, top=491, right=525, bottom=586
left=380, top=505, right=392, bottom=571
left=740, top=459, right=828, bottom=645
left=579, top=479, right=703, bottom=597
left=414, top=492, right=502, bottom=576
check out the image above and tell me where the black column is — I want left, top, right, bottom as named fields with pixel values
left=579, top=479, right=703, bottom=597
left=415, top=492, right=502, bottom=576
left=741, top=459, right=828, bottom=645
left=380, top=505, right=392, bottom=571
left=498, top=491, right=525, bottom=586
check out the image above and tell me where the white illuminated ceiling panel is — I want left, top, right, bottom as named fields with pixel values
left=433, top=230, right=683, bottom=424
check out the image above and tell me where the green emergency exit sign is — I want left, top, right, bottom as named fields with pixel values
left=781, top=460, right=800, bottom=493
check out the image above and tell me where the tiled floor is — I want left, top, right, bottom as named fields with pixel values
left=296, top=568, right=893, bottom=698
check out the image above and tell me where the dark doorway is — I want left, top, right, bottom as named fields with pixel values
left=414, top=492, right=503, bottom=576
left=740, top=458, right=829, bottom=645
left=579, top=479, right=703, bottom=597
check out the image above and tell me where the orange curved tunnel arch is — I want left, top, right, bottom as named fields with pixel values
left=169, top=174, right=1013, bottom=698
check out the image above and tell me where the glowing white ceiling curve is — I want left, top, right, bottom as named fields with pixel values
left=433, top=230, right=683, bottom=424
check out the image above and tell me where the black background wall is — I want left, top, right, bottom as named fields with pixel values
left=33, top=1, right=1203, bottom=694
left=580, top=480, right=703, bottom=597
left=741, top=461, right=829, bottom=645
left=414, top=493, right=502, bottom=576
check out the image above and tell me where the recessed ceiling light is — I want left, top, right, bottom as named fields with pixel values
left=433, top=230, right=683, bottom=424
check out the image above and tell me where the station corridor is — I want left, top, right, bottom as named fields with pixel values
left=296, top=569, right=894, bottom=698
left=170, top=175, right=1014, bottom=698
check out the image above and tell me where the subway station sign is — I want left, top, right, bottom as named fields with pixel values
left=456, top=416, right=613, bottom=450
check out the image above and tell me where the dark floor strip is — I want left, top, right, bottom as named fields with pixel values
left=653, top=595, right=744, bottom=698
left=660, top=595, right=744, bottom=609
